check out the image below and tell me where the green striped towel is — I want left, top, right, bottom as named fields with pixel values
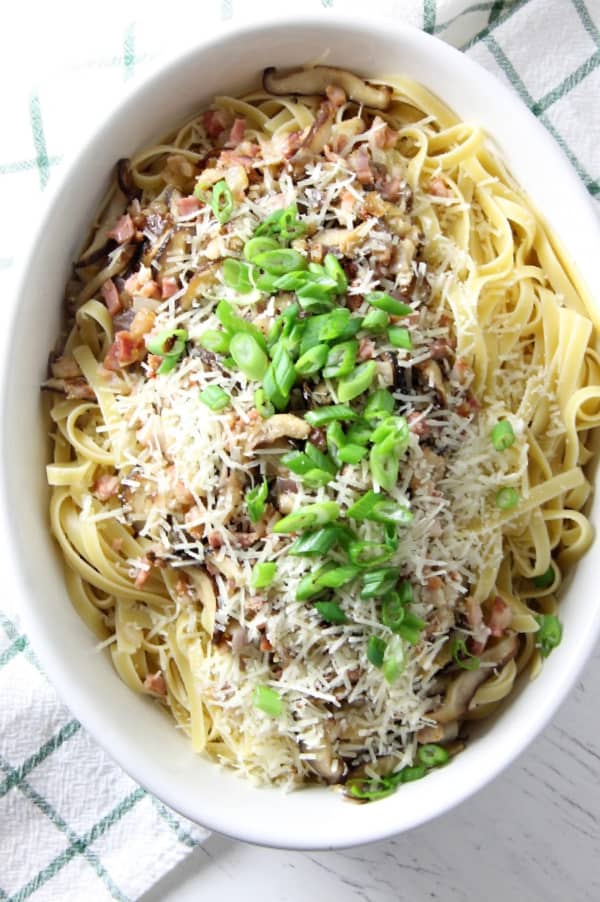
left=1, top=1, right=598, bottom=899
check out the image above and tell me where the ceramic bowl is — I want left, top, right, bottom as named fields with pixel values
left=2, top=13, right=599, bottom=849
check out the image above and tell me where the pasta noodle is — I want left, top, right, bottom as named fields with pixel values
left=43, top=66, right=600, bottom=798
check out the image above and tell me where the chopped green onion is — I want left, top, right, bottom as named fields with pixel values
left=370, top=444, right=400, bottom=493
left=288, top=524, right=354, bottom=556
left=346, top=420, right=372, bottom=446
left=255, top=270, right=280, bottom=293
left=326, top=421, right=346, bottom=466
left=302, top=468, right=335, bottom=488
left=491, top=419, right=516, bottom=451
left=398, top=765, right=426, bottom=783
left=246, top=480, right=268, bottom=523
left=371, top=415, right=409, bottom=449
left=229, top=332, right=269, bottom=380
left=280, top=450, right=317, bottom=477
left=147, top=328, right=188, bottom=357
left=244, top=236, right=280, bottom=262
left=296, top=283, right=335, bottom=311
left=314, top=600, right=348, bottom=624
left=212, top=180, right=234, bottom=224
left=383, top=656, right=402, bottom=684
left=274, top=270, right=314, bottom=292
left=347, top=778, right=397, bottom=801
left=253, top=248, right=307, bottom=276
left=381, top=592, right=405, bottom=631
left=347, top=490, right=413, bottom=525
left=315, top=309, right=353, bottom=342
left=397, top=580, right=414, bottom=605
left=199, top=329, right=230, bottom=354
left=361, top=568, right=398, bottom=600
left=337, top=361, right=376, bottom=403
left=273, top=501, right=340, bottom=534
left=348, top=540, right=394, bottom=568
left=279, top=205, right=307, bottom=242
left=495, top=487, right=519, bottom=510
left=296, top=570, right=326, bottom=600
left=252, top=562, right=277, bottom=589
left=367, top=635, right=386, bottom=668
left=305, top=405, right=357, bottom=427
left=535, top=614, right=563, bottom=658
left=364, top=389, right=395, bottom=420
left=222, top=258, right=254, bottom=294
left=322, top=340, right=358, bottom=379
left=361, top=309, right=389, bottom=333
left=323, top=253, right=348, bottom=294
left=216, top=301, right=267, bottom=351
left=305, top=442, right=337, bottom=475
left=397, top=610, right=426, bottom=645
left=263, top=343, right=296, bottom=410
left=316, top=564, right=360, bottom=589
left=388, top=327, right=412, bottom=349
left=199, top=385, right=230, bottom=411
left=417, top=744, right=450, bottom=768
left=338, top=443, right=367, bottom=464
left=254, top=204, right=305, bottom=243
left=533, top=565, right=555, bottom=589
left=295, top=343, right=329, bottom=376
left=451, top=637, right=481, bottom=671
left=365, top=291, right=412, bottom=316
left=157, top=355, right=179, bottom=375
left=254, top=388, right=274, bottom=419
left=253, top=685, right=282, bottom=716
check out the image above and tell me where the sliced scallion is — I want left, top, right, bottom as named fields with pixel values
left=273, top=501, right=340, bottom=534
left=367, top=635, right=386, bottom=668
left=365, top=291, right=412, bottom=316
left=388, top=326, right=412, bottom=349
left=252, top=562, right=277, bottom=589
left=491, top=419, right=516, bottom=451
left=229, top=332, right=269, bottom=380
left=253, top=685, right=282, bottom=716
left=212, top=180, right=234, bottom=224
left=199, top=385, right=230, bottom=411
left=246, top=480, right=268, bottom=523
left=314, top=600, right=348, bottom=624
left=305, top=404, right=357, bottom=427
left=337, top=361, right=376, bottom=403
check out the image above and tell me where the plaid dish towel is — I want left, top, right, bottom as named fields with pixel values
left=1, top=1, right=598, bottom=899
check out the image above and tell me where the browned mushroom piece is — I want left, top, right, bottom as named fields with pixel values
left=116, top=158, right=142, bottom=200
left=428, top=634, right=519, bottom=725
left=263, top=66, right=393, bottom=111
left=296, top=101, right=335, bottom=156
left=416, top=720, right=460, bottom=745
left=248, top=413, right=311, bottom=449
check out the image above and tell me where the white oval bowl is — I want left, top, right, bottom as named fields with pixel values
left=2, top=14, right=599, bottom=850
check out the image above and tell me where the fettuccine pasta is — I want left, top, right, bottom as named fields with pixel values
left=44, top=66, right=600, bottom=799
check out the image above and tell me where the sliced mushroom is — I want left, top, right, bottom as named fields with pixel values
left=416, top=720, right=460, bottom=745
left=307, top=743, right=346, bottom=785
left=74, top=238, right=118, bottom=269
left=248, top=413, right=310, bottom=448
left=417, top=359, right=447, bottom=405
left=263, top=66, right=392, bottom=111
left=116, top=158, right=142, bottom=200
left=429, top=634, right=519, bottom=724
left=41, top=377, right=96, bottom=400
left=273, top=476, right=298, bottom=515
left=295, top=101, right=335, bottom=156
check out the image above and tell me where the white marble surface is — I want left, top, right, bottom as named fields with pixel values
left=141, top=647, right=600, bottom=902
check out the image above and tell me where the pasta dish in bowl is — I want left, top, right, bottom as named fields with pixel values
left=44, top=64, right=600, bottom=801
left=3, top=15, right=600, bottom=846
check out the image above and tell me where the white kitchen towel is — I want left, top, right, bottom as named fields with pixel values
left=1, top=1, right=598, bottom=899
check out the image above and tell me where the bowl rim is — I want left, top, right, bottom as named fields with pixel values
left=2, top=11, right=600, bottom=849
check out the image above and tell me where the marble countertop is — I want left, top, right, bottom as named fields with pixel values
left=141, top=647, right=600, bottom=902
